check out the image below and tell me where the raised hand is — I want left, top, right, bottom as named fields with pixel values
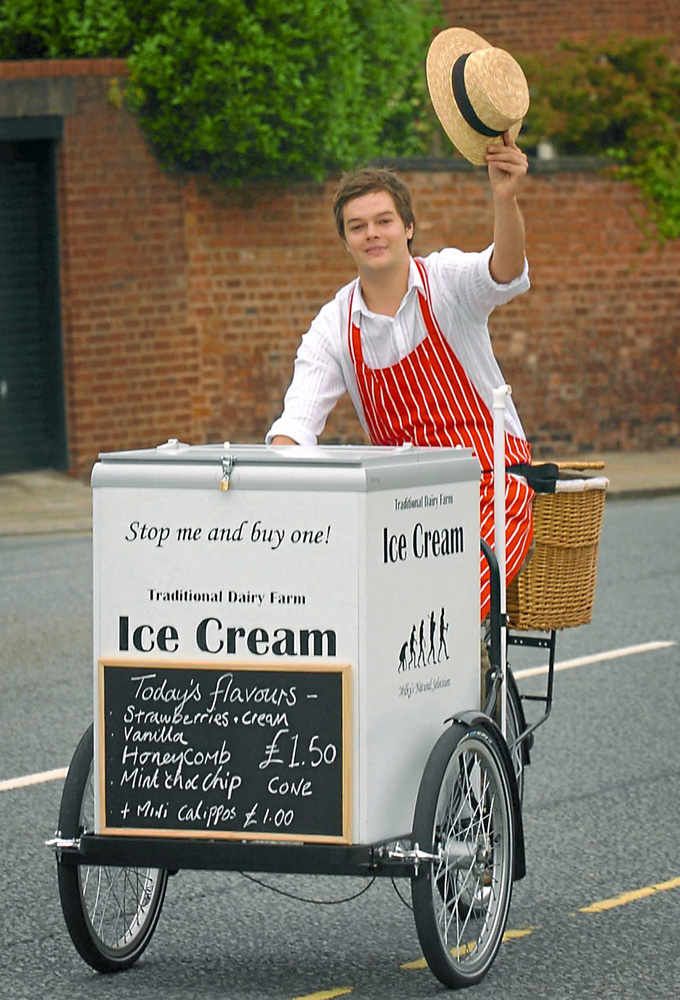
left=486, top=132, right=528, bottom=200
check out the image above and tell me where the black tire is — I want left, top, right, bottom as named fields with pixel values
left=411, top=723, right=515, bottom=990
left=56, top=725, right=168, bottom=972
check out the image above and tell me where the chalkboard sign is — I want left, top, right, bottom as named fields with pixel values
left=97, top=660, right=351, bottom=842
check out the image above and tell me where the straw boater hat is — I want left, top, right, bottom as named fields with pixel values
left=426, top=27, right=530, bottom=166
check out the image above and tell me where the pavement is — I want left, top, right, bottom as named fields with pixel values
left=0, top=448, right=679, bottom=537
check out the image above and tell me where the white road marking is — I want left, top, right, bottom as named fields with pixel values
left=0, top=767, right=68, bottom=792
left=514, top=640, right=676, bottom=679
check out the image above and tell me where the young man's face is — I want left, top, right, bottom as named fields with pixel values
left=341, top=190, right=413, bottom=275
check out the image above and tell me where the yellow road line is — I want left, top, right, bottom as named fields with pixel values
left=401, top=926, right=535, bottom=970
left=292, top=989, right=353, bottom=1000
left=502, top=926, right=536, bottom=941
left=401, top=942, right=475, bottom=971
left=401, top=956, right=429, bottom=971
left=579, top=876, right=680, bottom=914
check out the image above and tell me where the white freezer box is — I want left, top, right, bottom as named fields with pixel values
left=92, top=442, right=481, bottom=845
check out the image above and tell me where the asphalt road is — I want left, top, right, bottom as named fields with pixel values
left=1, top=496, right=679, bottom=1000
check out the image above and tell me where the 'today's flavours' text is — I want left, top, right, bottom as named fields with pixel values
left=103, top=666, right=345, bottom=838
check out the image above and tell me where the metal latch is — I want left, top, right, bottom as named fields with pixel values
left=220, top=454, right=234, bottom=492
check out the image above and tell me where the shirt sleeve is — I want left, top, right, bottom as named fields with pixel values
left=265, top=305, right=347, bottom=445
left=432, top=245, right=530, bottom=325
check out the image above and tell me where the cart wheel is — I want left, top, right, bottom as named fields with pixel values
left=411, top=722, right=515, bottom=990
left=56, top=724, right=168, bottom=972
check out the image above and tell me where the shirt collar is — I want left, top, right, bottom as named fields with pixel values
left=350, top=257, right=426, bottom=320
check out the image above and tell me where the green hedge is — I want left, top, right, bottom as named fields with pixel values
left=127, top=0, right=441, bottom=181
left=520, top=37, right=680, bottom=240
left=0, top=0, right=441, bottom=182
left=0, top=0, right=165, bottom=57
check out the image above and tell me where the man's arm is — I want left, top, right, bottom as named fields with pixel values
left=265, top=307, right=347, bottom=446
left=486, top=132, right=528, bottom=284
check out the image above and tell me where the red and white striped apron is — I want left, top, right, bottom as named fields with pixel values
left=347, top=257, right=534, bottom=620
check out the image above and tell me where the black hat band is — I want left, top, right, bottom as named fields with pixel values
left=451, top=53, right=504, bottom=138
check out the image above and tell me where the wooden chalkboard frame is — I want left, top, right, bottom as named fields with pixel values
left=97, top=659, right=352, bottom=844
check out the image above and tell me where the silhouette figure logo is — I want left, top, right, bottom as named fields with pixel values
left=398, top=607, right=450, bottom=672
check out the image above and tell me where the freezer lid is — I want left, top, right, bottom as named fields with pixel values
left=92, top=440, right=480, bottom=492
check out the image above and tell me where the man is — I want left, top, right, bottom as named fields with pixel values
left=267, top=135, right=532, bottom=619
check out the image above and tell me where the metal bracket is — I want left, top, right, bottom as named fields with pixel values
left=219, top=454, right=234, bottom=492
left=382, top=840, right=441, bottom=877
left=45, top=836, right=80, bottom=848
left=507, top=628, right=558, bottom=737
left=507, top=633, right=553, bottom=650
left=45, top=833, right=81, bottom=861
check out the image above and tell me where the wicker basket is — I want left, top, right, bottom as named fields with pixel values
left=507, top=469, right=608, bottom=631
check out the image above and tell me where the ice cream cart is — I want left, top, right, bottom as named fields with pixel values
left=49, top=439, right=532, bottom=990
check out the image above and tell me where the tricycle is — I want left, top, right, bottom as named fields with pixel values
left=48, top=387, right=607, bottom=990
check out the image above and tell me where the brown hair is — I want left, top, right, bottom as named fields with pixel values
left=332, top=167, right=416, bottom=251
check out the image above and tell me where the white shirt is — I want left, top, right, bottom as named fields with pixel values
left=266, top=245, right=530, bottom=446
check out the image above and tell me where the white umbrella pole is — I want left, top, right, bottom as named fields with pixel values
left=492, top=385, right=510, bottom=739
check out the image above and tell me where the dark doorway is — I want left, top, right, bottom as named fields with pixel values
left=0, top=124, right=66, bottom=473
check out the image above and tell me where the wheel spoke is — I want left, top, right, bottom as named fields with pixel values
left=80, top=862, right=160, bottom=950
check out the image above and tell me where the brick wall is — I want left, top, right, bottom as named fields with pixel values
left=442, top=0, right=680, bottom=54
left=200, top=165, right=680, bottom=459
left=1, top=48, right=678, bottom=476
left=54, top=65, right=199, bottom=469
